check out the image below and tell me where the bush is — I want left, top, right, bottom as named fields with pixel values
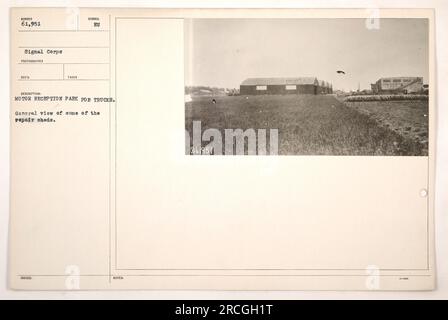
left=345, top=94, right=428, bottom=102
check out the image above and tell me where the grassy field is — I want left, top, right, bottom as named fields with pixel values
left=185, top=95, right=427, bottom=156
left=345, top=100, right=428, bottom=155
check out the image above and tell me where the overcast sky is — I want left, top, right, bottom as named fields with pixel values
left=185, top=18, right=429, bottom=91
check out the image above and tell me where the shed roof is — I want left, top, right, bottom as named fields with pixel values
left=379, top=76, right=422, bottom=81
left=241, top=77, right=318, bottom=86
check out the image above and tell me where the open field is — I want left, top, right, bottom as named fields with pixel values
left=185, top=95, right=427, bottom=156
left=345, top=100, right=428, bottom=155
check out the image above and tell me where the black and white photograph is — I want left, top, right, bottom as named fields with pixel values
left=185, top=18, right=429, bottom=156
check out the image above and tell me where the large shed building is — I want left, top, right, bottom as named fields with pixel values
left=371, top=77, right=424, bottom=94
left=240, top=77, right=332, bottom=95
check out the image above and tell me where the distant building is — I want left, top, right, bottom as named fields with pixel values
left=325, top=81, right=332, bottom=94
left=371, top=77, right=424, bottom=94
left=318, top=81, right=332, bottom=94
left=319, top=80, right=326, bottom=94
left=240, top=77, right=333, bottom=95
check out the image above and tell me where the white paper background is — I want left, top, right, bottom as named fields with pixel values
left=1, top=0, right=447, bottom=299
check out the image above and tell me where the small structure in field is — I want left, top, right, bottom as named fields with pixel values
left=240, top=77, right=333, bottom=95
left=371, top=77, right=424, bottom=94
